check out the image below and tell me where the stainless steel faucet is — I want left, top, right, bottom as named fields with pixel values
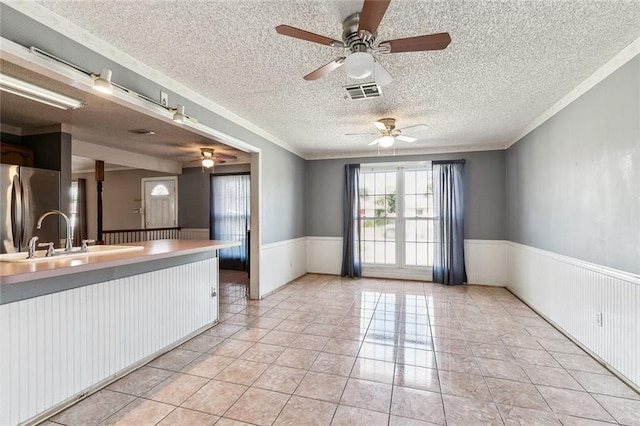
left=27, top=236, right=39, bottom=259
left=36, top=209, right=73, bottom=252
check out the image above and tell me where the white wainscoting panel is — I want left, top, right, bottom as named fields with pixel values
left=305, top=237, right=507, bottom=285
left=507, top=242, right=640, bottom=388
left=465, top=239, right=507, bottom=286
left=307, top=237, right=343, bottom=275
left=0, top=258, right=218, bottom=425
left=180, top=228, right=210, bottom=240
left=259, top=237, right=307, bottom=297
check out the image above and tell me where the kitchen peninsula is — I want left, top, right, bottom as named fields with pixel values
left=0, top=239, right=240, bottom=425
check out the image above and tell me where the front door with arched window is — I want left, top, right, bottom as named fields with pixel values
left=142, top=176, right=178, bottom=228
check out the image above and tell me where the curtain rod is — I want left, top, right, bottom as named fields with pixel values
left=432, top=159, right=466, bottom=164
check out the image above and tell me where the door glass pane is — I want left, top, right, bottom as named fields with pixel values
left=150, top=184, right=169, bottom=196
left=359, top=167, right=433, bottom=268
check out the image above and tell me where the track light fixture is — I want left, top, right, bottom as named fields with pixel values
left=173, top=105, right=186, bottom=123
left=93, top=68, right=113, bottom=94
left=0, top=72, right=85, bottom=110
left=27, top=47, right=200, bottom=125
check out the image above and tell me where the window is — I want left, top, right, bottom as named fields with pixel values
left=150, top=184, right=170, bottom=196
left=359, top=163, right=435, bottom=275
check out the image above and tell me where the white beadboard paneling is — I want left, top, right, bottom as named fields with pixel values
left=465, top=239, right=507, bottom=286
left=307, top=237, right=343, bottom=275
left=259, top=237, right=307, bottom=297
left=0, top=258, right=218, bottom=426
left=305, top=237, right=507, bottom=285
left=507, top=242, right=640, bottom=389
left=180, top=228, right=210, bottom=240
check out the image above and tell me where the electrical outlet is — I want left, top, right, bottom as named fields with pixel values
left=160, top=91, right=169, bottom=107
left=596, top=311, right=603, bottom=327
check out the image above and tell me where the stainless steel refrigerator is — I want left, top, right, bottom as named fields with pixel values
left=1, top=164, right=60, bottom=254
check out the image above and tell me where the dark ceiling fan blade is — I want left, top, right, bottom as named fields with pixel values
left=303, top=57, right=346, bottom=80
left=275, top=25, right=344, bottom=47
left=214, top=153, right=237, bottom=160
left=379, top=33, right=451, bottom=53
left=358, top=0, right=391, bottom=35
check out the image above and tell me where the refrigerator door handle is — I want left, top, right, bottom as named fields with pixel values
left=20, top=176, right=30, bottom=248
left=11, top=175, right=23, bottom=250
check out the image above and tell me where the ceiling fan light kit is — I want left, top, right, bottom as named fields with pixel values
left=201, top=158, right=214, bottom=168
left=344, top=51, right=374, bottom=79
left=378, top=135, right=395, bottom=148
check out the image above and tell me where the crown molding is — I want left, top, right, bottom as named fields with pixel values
left=508, top=35, right=640, bottom=148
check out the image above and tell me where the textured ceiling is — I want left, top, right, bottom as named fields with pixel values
left=15, top=1, right=640, bottom=157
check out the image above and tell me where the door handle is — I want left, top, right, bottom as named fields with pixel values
left=10, top=176, right=22, bottom=249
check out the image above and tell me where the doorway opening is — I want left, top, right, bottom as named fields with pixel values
left=210, top=173, right=250, bottom=271
left=211, top=173, right=251, bottom=300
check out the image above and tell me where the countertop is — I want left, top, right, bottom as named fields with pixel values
left=0, top=239, right=239, bottom=286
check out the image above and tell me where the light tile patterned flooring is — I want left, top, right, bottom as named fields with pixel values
left=46, top=272, right=640, bottom=425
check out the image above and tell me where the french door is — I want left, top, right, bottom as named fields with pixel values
left=359, top=163, right=436, bottom=279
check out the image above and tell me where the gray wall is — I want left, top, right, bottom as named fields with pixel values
left=307, top=150, right=506, bottom=240
left=507, top=56, right=639, bottom=274
left=178, top=167, right=211, bottom=229
left=2, top=3, right=306, bottom=245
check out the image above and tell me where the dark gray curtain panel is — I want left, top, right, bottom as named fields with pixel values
left=341, top=164, right=362, bottom=278
left=211, top=173, right=250, bottom=271
left=433, top=160, right=467, bottom=285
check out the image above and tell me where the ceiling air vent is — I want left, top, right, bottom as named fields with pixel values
left=343, top=82, right=382, bottom=100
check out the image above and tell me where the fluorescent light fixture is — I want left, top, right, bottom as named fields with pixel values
left=379, top=135, right=395, bottom=148
left=173, top=104, right=186, bottom=123
left=0, top=72, right=85, bottom=110
left=344, top=52, right=374, bottom=79
left=93, top=68, right=113, bottom=94
left=201, top=158, right=214, bottom=168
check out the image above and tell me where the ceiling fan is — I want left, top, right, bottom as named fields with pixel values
left=346, top=118, right=427, bottom=148
left=191, top=148, right=237, bottom=169
left=275, top=0, right=451, bottom=84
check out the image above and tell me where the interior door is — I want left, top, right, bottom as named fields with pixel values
left=142, top=177, right=177, bottom=228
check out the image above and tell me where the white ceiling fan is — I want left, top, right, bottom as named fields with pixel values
left=346, top=118, right=427, bottom=148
